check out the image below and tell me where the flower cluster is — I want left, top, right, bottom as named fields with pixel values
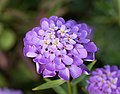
left=86, top=65, right=120, bottom=94
left=0, top=88, right=22, bottom=94
left=23, top=16, right=97, bottom=80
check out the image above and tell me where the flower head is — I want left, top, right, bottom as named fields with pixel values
left=0, top=88, right=22, bottom=94
left=23, top=16, right=97, bottom=80
left=86, top=65, right=120, bottom=94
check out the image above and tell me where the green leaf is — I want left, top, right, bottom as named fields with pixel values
left=72, top=85, right=77, bottom=94
left=44, top=79, right=67, bottom=94
left=32, top=79, right=65, bottom=91
left=0, top=73, right=7, bottom=86
left=0, top=29, right=16, bottom=50
left=71, top=60, right=96, bottom=85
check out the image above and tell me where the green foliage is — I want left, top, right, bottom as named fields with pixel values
left=0, top=29, right=16, bottom=51
left=32, top=79, right=65, bottom=91
left=44, top=79, right=67, bottom=94
left=0, top=0, right=120, bottom=94
left=0, top=73, right=7, bottom=87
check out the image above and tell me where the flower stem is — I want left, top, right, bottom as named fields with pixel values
left=67, top=81, right=72, bottom=94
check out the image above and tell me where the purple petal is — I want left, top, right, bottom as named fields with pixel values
left=80, top=30, right=88, bottom=38
left=71, top=26, right=79, bottom=32
left=70, top=33, right=77, bottom=39
left=41, top=21, right=49, bottom=30
left=84, top=42, right=97, bottom=52
left=24, top=45, right=37, bottom=57
left=56, top=20, right=63, bottom=27
left=77, top=48, right=87, bottom=58
left=62, top=55, right=73, bottom=65
left=33, top=55, right=42, bottom=63
left=79, top=39, right=90, bottom=43
left=36, top=63, right=45, bottom=74
left=71, top=48, right=79, bottom=55
left=54, top=57, right=62, bottom=65
left=25, top=31, right=37, bottom=41
left=84, top=52, right=95, bottom=61
left=50, top=54, right=55, bottom=61
left=74, top=57, right=83, bottom=66
left=26, top=52, right=37, bottom=57
left=80, top=64, right=90, bottom=75
left=58, top=68, right=70, bottom=80
left=45, top=62, right=55, bottom=71
left=43, top=69, right=56, bottom=78
left=61, top=25, right=66, bottom=30
left=75, top=44, right=84, bottom=49
left=39, top=58, right=49, bottom=64
left=69, top=64, right=82, bottom=78
left=38, top=29, right=44, bottom=36
left=110, top=66, right=118, bottom=72
left=65, top=44, right=73, bottom=50
left=69, top=39, right=76, bottom=44
left=55, top=62, right=65, bottom=70
left=49, top=16, right=58, bottom=21
left=65, top=20, right=77, bottom=28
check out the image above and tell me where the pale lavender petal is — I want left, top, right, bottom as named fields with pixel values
left=33, top=54, right=42, bottom=63
left=84, top=42, right=97, bottom=52
left=84, top=52, right=95, bottom=61
left=38, top=29, right=44, bottom=36
left=71, top=48, right=79, bottom=55
left=71, top=26, right=79, bottom=32
left=65, top=44, right=73, bottom=50
left=43, top=69, right=56, bottom=78
left=62, top=55, right=73, bottom=65
left=41, top=21, right=49, bottom=30
left=39, top=58, right=49, bottom=64
left=26, top=52, right=37, bottom=57
left=79, top=39, right=90, bottom=43
left=44, top=51, right=49, bottom=58
left=25, top=31, right=37, bottom=41
left=49, top=16, right=58, bottom=21
left=56, top=20, right=63, bottom=27
left=55, top=62, right=65, bottom=70
left=61, top=49, right=67, bottom=55
left=54, top=57, right=61, bottom=65
left=58, top=68, right=70, bottom=80
left=36, top=63, right=45, bottom=74
left=69, top=39, right=76, bottom=44
left=45, top=62, right=55, bottom=71
left=74, top=57, right=83, bottom=66
left=77, top=48, right=87, bottom=58
left=50, top=54, right=55, bottom=61
left=75, top=44, right=84, bottom=49
left=24, top=45, right=37, bottom=57
left=69, top=64, right=82, bottom=78
left=61, top=25, right=65, bottom=30
left=70, top=33, right=77, bottom=39
left=80, top=30, right=88, bottom=38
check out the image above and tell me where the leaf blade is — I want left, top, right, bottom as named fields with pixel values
left=44, top=79, right=67, bottom=94
left=32, top=79, right=65, bottom=91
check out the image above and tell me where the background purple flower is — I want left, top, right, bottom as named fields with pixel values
left=23, top=16, right=97, bottom=80
left=0, top=88, right=23, bottom=94
left=86, top=65, right=120, bottom=94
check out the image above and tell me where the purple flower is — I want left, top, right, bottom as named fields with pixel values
left=0, top=88, right=23, bottom=94
left=86, top=65, right=120, bottom=94
left=23, top=16, right=97, bottom=80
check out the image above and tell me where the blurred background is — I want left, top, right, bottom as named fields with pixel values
left=0, top=0, right=120, bottom=94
